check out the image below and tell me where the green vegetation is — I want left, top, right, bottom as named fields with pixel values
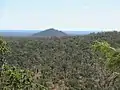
left=0, top=39, right=48, bottom=90
left=1, top=31, right=120, bottom=89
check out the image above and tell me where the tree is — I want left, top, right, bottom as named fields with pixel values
left=0, top=38, right=48, bottom=90
left=92, top=40, right=120, bottom=71
left=0, top=38, right=9, bottom=67
left=91, top=41, right=120, bottom=89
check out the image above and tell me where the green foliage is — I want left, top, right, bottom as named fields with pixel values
left=0, top=38, right=9, bottom=67
left=0, top=63, right=33, bottom=89
left=92, top=40, right=120, bottom=72
left=0, top=38, right=9, bottom=55
left=92, top=41, right=115, bottom=56
left=1, top=31, right=120, bottom=89
left=0, top=63, right=48, bottom=90
left=0, top=38, right=48, bottom=90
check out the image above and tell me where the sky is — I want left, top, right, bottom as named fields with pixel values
left=0, top=0, right=120, bottom=31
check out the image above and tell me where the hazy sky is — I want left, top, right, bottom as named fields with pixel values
left=0, top=0, right=120, bottom=31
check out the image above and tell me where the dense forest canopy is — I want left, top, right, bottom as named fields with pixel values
left=0, top=31, right=120, bottom=89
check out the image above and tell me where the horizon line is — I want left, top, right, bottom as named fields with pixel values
left=0, top=28, right=119, bottom=31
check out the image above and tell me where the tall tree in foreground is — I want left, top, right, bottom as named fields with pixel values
left=92, top=41, right=120, bottom=90
left=92, top=41, right=120, bottom=71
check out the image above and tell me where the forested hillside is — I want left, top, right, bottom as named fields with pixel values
left=33, top=28, right=68, bottom=37
left=1, top=31, right=120, bottom=90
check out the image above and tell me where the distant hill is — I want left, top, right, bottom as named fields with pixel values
left=0, top=30, right=101, bottom=37
left=32, top=28, right=68, bottom=37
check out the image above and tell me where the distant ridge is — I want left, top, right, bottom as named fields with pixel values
left=32, top=28, right=68, bottom=37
